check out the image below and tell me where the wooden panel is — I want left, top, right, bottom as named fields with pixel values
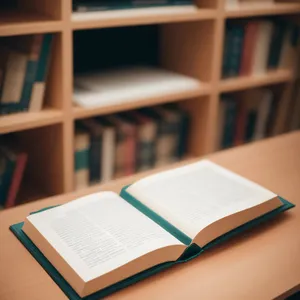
left=72, top=7, right=217, bottom=30
left=17, top=0, right=62, bottom=20
left=219, top=69, right=294, bottom=93
left=61, top=28, right=75, bottom=193
left=72, top=85, right=211, bottom=119
left=195, top=0, right=219, bottom=8
left=15, top=124, right=64, bottom=196
left=226, top=2, right=300, bottom=18
left=0, top=10, right=62, bottom=36
left=160, top=20, right=215, bottom=82
left=179, top=97, right=211, bottom=156
left=0, top=109, right=63, bottom=134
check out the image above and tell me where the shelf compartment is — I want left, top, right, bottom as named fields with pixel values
left=225, top=2, right=300, bottom=18
left=219, top=69, right=293, bottom=93
left=0, top=108, right=63, bottom=134
left=0, top=10, right=62, bottom=36
left=72, top=6, right=217, bottom=30
left=73, top=85, right=211, bottom=119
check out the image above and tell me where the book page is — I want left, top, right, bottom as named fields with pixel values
left=127, top=160, right=278, bottom=238
left=27, top=192, right=183, bottom=282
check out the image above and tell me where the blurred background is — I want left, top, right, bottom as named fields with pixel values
left=0, top=0, right=299, bottom=209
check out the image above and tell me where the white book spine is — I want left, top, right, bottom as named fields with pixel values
left=1, top=52, right=27, bottom=104
left=252, top=22, right=273, bottom=75
left=101, top=127, right=116, bottom=182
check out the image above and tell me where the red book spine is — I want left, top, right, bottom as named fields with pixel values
left=234, top=103, right=246, bottom=146
left=240, top=22, right=259, bottom=76
left=5, top=153, right=27, bottom=208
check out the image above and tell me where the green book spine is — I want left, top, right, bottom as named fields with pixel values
left=0, top=156, right=15, bottom=206
left=227, top=26, right=245, bottom=77
left=222, top=99, right=237, bottom=148
left=75, top=149, right=89, bottom=172
left=245, top=109, right=257, bottom=142
left=267, top=22, right=287, bottom=69
left=35, top=34, right=53, bottom=83
left=222, top=26, right=233, bottom=78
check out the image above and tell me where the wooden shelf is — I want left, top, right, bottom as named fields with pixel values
left=73, top=84, right=211, bottom=119
left=225, top=2, right=300, bottom=18
left=72, top=6, right=217, bottom=30
left=219, top=69, right=294, bottom=93
left=0, top=108, right=63, bottom=134
left=0, top=10, right=62, bottom=36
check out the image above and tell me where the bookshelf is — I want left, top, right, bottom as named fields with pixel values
left=0, top=0, right=299, bottom=205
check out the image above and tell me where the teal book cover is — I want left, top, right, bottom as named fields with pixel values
left=9, top=188, right=294, bottom=299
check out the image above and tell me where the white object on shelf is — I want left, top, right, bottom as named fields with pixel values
left=73, top=66, right=202, bottom=108
left=72, top=5, right=199, bottom=22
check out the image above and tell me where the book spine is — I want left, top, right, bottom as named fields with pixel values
left=124, top=125, right=136, bottom=176
left=74, top=129, right=90, bottom=190
left=253, top=90, right=273, bottom=140
left=0, top=51, right=27, bottom=105
left=227, top=26, right=245, bottom=78
left=0, top=156, right=15, bottom=206
left=155, top=118, right=178, bottom=167
left=136, top=122, right=157, bottom=172
left=176, top=111, right=190, bottom=159
left=222, top=26, right=233, bottom=78
left=101, top=128, right=116, bottom=182
left=267, top=21, right=287, bottom=69
left=5, top=153, right=27, bottom=208
left=87, top=134, right=102, bottom=184
left=245, top=109, right=257, bottom=142
left=222, top=99, right=237, bottom=148
left=114, top=129, right=126, bottom=179
left=252, top=22, right=273, bottom=75
left=234, top=102, right=246, bottom=146
left=29, top=34, right=53, bottom=112
left=240, top=22, right=258, bottom=76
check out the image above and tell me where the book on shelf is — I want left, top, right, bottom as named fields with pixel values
left=125, top=111, right=157, bottom=172
left=106, top=114, right=136, bottom=178
left=94, top=117, right=116, bottom=182
left=0, top=34, right=53, bottom=115
left=0, top=141, right=28, bottom=208
left=74, top=125, right=90, bottom=191
left=72, top=0, right=193, bottom=12
left=73, top=66, right=202, bottom=108
left=80, top=119, right=103, bottom=185
left=222, top=24, right=245, bottom=78
left=218, top=88, right=275, bottom=149
left=219, top=97, right=238, bottom=149
left=73, top=105, right=190, bottom=190
left=222, top=19, right=300, bottom=79
left=11, top=160, right=294, bottom=299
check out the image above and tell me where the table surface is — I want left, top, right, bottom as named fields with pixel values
left=1, top=131, right=300, bottom=300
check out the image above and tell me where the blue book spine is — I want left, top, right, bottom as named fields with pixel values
left=227, top=26, right=245, bottom=78
left=222, top=99, right=237, bottom=148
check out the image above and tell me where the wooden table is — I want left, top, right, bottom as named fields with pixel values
left=1, top=132, right=300, bottom=300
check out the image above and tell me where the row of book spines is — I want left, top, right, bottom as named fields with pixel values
left=74, top=107, right=189, bottom=190
left=0, top=34, right=53, bottom=115
left=0, top=148, right=27, bottom=208
left=222, top=20, right=300, bottom=78
left=73, top=0, right=193, bottom=11
left=218, top=90, right=276, bottom=149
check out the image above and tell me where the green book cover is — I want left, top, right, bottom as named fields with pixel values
left=9, top=190, right=294, bottom=299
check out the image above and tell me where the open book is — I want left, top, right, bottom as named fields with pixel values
left=16, top=160, right=293, bottom=298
